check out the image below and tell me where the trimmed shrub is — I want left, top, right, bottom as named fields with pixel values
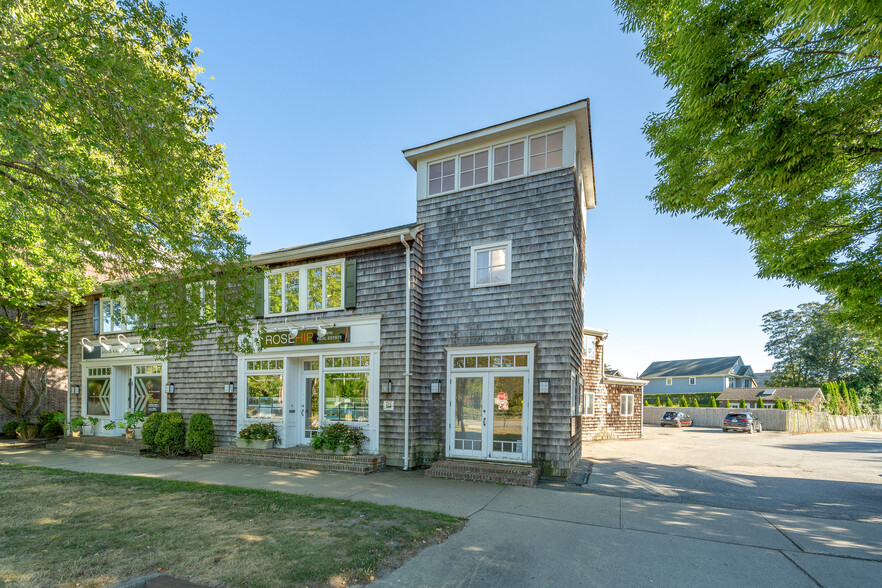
left=738, top=398, right=747, bottom=408
left=709, top=397, right=718, bottom=408
left=37, top=410, right=64, bottom=430
left=16, top=423, right=40, bottom=441
left=153, top=412, right=186, bottom=456
left=774, top=397, right=785, bottom=409
left=186, top=413, right=215, bottom=456
left=665, top=397, right=674, bottom=407
left=142, top=412, right=167, bottom=449
left=724, top=400, right=731, bottom=408
left=757, top=397, right=765, bottom=409
left=40, top=420, right=64, bottom=439
left=2, top=421, right=20, bottom=437
left=691, top=398, right=700, bottom=408
left=679, top=396, right=688, bottom=407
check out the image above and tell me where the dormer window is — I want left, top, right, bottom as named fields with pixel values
left=493, top=140, right=525, bottom=181
left=428, top=158, right=456, bottom=196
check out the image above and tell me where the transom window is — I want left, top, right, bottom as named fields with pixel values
left=135, top=365, right=162, bottom=375
left=530, top=130, right=563, bottom=172
left=247, top=359, right=284, bottom=371
left=266, top=260, right=343, bottom=316
left=470, top=241, right=511, bottom=288
left=460, top=150, right=489, bottom=188
left=452, top=353, right=528, bottom=369
left=493, top=140, right=524, bottom=181
left=428, top=158, right=456, bottom=195
left=88, top=367, right=111, bottom=377
left=325, top=355, right=370, bottom=369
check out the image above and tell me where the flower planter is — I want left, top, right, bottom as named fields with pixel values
left=71, top=430, right=82, bottom=438
left=125, top=429, right=135, bottom=440
left=236, top=438, right=274, bottom=450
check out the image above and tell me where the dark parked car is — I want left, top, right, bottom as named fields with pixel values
left=722, top=412, right=762, bottom=433
left=660, top=411, right=693, bottom=428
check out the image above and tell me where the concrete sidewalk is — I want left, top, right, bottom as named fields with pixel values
left=2, top=446, right=881, bottom=587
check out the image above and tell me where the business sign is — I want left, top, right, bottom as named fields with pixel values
left=83, top=341, right=156, bottom=360
left=261, top=327, right=350, bottom=349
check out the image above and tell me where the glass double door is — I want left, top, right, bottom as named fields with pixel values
left=449, top=372, right=527, bottom=461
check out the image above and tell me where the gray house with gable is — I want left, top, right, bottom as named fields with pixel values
left=641, top=356, right=756, bottom=397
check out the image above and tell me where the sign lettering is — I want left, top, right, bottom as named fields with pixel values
left=261, top=327, right=350, bottom=349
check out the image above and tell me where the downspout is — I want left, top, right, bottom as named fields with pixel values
left=399, top=234, right=412, bottom=470
left=66, top=305, right=71, bottom=428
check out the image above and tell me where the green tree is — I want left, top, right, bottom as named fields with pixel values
left=665, top=397, right=674, bottom=407
left=774, top=397, right=785, bottom=409
left=0, top=0, right=261, bottom=359
left=756, top=397, right=765, bottom=409
left=823, top=382, right=841, bottom=414
left=615, top=0, right=882, bottom=335
left=679, top=395, right=688, bottom=407
left=724, top=399, right=731, bottom=408
left=691, top=398, right=700, bottom=408
left=763, top=303, right=881, bottom=386
left=709, top=396, right=718, bottom=408
left=738, top=398, right=747, bottom=409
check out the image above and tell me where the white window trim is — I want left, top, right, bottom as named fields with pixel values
left=689, top=377, right=696, bottom=386
left=665, top=378, right=672, bottom=386
left=528, top=129, right=565, bottom=174
left=423, top=125, right=568, bottom=198
left=99, top=297, right=130, bottom=334
left=620, top=393, right=635, bottom=417
left=187, top=280, right=217, bottom=324
left=584, top=391, right=595, bottom=416
left=265, top=258, right=345, bottom=317
left=244, top=358, right=285, bottom=422
left=470, top=241, right=512, bottom=288
left=583, top=335, right=596, bottom=360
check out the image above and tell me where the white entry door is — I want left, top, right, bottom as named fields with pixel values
left=448, top=371, right=529, bottom=461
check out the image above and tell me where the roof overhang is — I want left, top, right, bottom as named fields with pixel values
left=251, top=224, right=423, bottom=266
left=583, top=327, right=609, bottom=339
left=604, top=376, right=649, bottom=387
left=402, top=99, right=596, bottom=209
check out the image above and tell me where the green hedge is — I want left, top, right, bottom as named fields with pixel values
left=142, top=412, right=166, bottom=449
left=646, top=392, right=720, bottom=407
left=186, top=413, right=215, bottom=456
left=153, top=412, right=186, bottom=456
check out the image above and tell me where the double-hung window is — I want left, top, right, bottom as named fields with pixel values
left=266, top=260, right=343, bottom=316
left=470, top=241, right=511, bottom=288
left=100, top=298, right=130, bottom=334
left=583, top=334, right=596, bottom=360
left=620, top=394, right=635, bottom=417
left=689, top=377, right=696, bottom=386
left=665, top=378, right=672, bottom=386
left=493, top=140, right=525, bottom=181
left=584, top=390, right=595, bottom=416
left=187, top=281, right=216, bottom=323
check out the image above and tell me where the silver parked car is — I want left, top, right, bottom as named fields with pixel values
left=722, top=412, right=762, bottom=433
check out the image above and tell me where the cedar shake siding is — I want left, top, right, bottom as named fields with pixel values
left=417, top=168, right=583, bottom=476
left=70, top=242, right=417, bottom=454
left=581, top=336, right=643, bottom=440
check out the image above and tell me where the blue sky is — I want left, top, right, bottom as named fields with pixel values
left=167, top=0, right=822, bottom=377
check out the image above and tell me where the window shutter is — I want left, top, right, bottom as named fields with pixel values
left=254, top=274, right=265, bottom=318
left=92, top=301, right=100, bottom=334
left=344, top=259, right=357, bottom=309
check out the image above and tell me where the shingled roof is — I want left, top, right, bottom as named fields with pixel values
left=716, top=387, right=823, bottom=403
left=640, top=356, right=748, bottom=378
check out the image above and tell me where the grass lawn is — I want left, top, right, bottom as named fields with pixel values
left=0, top=463, right=463, bottom=587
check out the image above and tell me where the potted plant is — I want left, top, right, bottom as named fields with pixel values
left=87, top=416, right=99, bottom=435
left=237, top=423, right=279, bottom=449
left=103, top=421, right=118, bottom=434
left=68, top=416, right=87, bottom=437
left=117, top=411, right=146, bottom=439
left=311, top=422, right=367, bottom=455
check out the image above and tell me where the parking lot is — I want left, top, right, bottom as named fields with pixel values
left=583, top=426, right=882, bottom=522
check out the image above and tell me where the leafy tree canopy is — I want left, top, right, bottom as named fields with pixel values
left=762, top=302, right=881, bottom=386
left=615, top=0, right=882, bottom=334
left=0, top=0, right=261, bottom=359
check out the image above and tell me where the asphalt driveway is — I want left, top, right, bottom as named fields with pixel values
left=583, top=427, right=882, bottom=522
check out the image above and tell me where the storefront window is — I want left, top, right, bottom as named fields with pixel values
left=134, top=365, right=162, bottom=416
left=323, top=355, right=370, bottom=423
left=245, top=359, right=283, bottom=419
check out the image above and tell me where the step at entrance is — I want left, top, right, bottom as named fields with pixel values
left=425, top=460, right=538, bottom=487
left=203, top=446, right=385, bottom=475
left=50, top=436, right=147, bottom=455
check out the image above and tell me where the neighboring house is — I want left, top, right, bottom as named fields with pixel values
left=66, top=100, right=596, bottom=477
left=641, top=356, right=756, bottom=396
left=581, top=328, right=647, bottom=440
left=716, top=387, right=825, bottom=410
left=753, top=371, right=776, bottom=387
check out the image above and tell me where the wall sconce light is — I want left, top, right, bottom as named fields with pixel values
left=316, top=325, right=327, bottom=338
left=166, top=383, right=175, bottom=395
left=71, top=385, right=80, bottom=395
left=98, top=335, right=111, bottom=352
left=117, top=334, right=130, bottom=350
left=225, top=382, right=235, bottom=397
left=81, top=338, right=94, bottom=353
left=430, top=380, right=441, bottom=394
left=381, top=379, right=392, bottom=394
left=538, top=379, right=550, bottom=394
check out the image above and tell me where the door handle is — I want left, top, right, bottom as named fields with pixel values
left=301, top=409, right=305, bottom=417
left=483, top=417, right=486, bottom=427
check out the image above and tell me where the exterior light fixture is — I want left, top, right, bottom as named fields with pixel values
left=538, top=379, right=550, bottom=394
left=71, top=385, right=80, bottom=395
left=81, top=338, right=94, bottom=353
left=225, top=382, right=235, bottom=397
left=98, top=335, right=111, bottom=351
left=316, top=325, right=327, bottom=338
left=117, top=334, right=130, bottom=350
left=166, top=383, right=175, bottom=395
left=430, top=381, right=441, bottom=394
left=381, top=379, right=392, bottom=394
left=284, top=318, right=299, bottom=339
